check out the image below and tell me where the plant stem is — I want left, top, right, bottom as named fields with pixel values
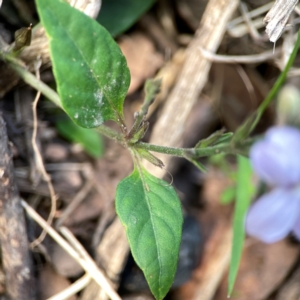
left=95, top=125, right=125, bottom=144
left=234, top=29, right=300, bottom=140
left=0, top=52, right=126, bottom=144
left=12, top=62, right=62, bottom=108
left=127, top=79, right=161, bottom=139
left=0, top=51, right=62, bottom=108
left=135, top=140, right=250, bottom=158
left=1, top=50, right=255, bottom=159
left=256, top=29, right=300, bottom=120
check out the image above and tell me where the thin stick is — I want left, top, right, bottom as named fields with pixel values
left=47, top=274, right=91, bottom=300
left=232, top=28, right=300, bottom=141
left=45, top=162, right=92, bottom=172
left=59, top=226, right=94, bottom=261
left=199, top=47, right=281, bottom=63
left=56, top=180, right=93, bottom=227
left=264, top=0, right=299, bottom=42
left=240, top=2, right=262, bottom=40
left=21, top=200, right=121, bottom=300
left=30, top=63, right=57, bottom=248
left=235, top=65, right=257, bottom=107
left=227, top=2, right=274, bottom=29
left=144, top=0, right=239, bottom=178
left=0, top=115, right=35, bottom=300
left=3, top=57, right=62, bottom=108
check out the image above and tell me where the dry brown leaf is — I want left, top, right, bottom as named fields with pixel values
left=119, top=32, right=164, bottom=94
left=215, top=239, right=300, bottom=300
left=38, top=263, right=77, bottom=300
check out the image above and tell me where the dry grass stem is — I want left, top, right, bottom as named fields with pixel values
left=56, top=180, right=94, bottom=227
left=199, top=47, right=281, bottom=63
left=295, top=4, right=300, bottom=16
left=264, top=0, right=299, bottom=42
left=59, top=226, right=93, bottom=262
left=21, top=200, right=122, bottom=300
left=288, top=68, right=300, bottom=77
left=228, top=2, right=274, bottom=29
left=228, top=18, right=265, bottom=38
left=236, top=65, right=257, bottom=106
left=240, top=2, right=263, bottom=40
left=47, top=274, right=91, bottom=300
left=145, top=0, right=239, bottom=178
left=45, top=162, right=92, bottom=172
left=227, top=2, right=273, bottom=38
left=30, top=64, right=57, bottom=248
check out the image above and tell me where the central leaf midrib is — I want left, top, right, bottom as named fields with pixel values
left=139, top=170, right=163, bottom=295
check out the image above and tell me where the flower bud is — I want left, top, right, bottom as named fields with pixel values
left=277, top=85, right=300, bottom=126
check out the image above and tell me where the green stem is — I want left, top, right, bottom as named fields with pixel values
left=12, top=62, right=62, bottom=108
left=95, top=125, right=125, bottom=144
left=0, top=52, right=62, bottom=108
left=1, top=52, right=126, bottom=144
left=231, top=30, right=300, bottom=144
left=135, top=140, right=250, bottom=158
left=127, top=79, right=161, bottom=139
left=256, top=30, right=300, bottom=120
left=1, top=49, right=256, bottom=160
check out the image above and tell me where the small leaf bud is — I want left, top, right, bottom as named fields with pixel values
left=277, top=85, right=300, bottom=126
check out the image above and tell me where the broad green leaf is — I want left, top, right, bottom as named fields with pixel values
left=116, top=167, right=183, bottom=300
left=56, top=116, right=103, bottom=158
left=36, top=0, right=130, bottom=128
left=228, top=156, right=254, bottom=296
left=97, top=0, right=156, bottom=37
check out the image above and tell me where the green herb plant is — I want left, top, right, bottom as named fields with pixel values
left=1, top=0, right=300, bottom=299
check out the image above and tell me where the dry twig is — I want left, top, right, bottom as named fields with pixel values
left=47, top=274, right=91, bottom=300
left=264, top=0, right=299, bottom=42
left=0, top=114, right=35, bottom=300
left=240, top=2, right=263, bottom=41
left=30, top=62, right=57, bottom=248
left=21, top=200, right=122, bottom=300
left=199, top=47, right=281, bottom=63
left=227, top=2, right=273, bottom=38
left=145, top=0, right=239, bottom=178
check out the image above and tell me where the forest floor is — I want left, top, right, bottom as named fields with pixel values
left=1, top=0, right=300, bottom=299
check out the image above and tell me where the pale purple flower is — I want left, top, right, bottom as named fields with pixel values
left=246, top=126, right=300, bottom=243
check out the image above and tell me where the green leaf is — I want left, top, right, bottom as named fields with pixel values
left=56, top=117, right=103, bottom=158
left=13, top=24, right=32, bottom=52
left=97, top=0, right=156, bottom=37
left=136, top=148, right=164, bottom=168
left=116, top=167, right=183, bottom=300
left=36, top=0, right=130, bottom=128
left=186, top=157, right=207, bottom=173
left=228, top=155, right=254, bottom=296
left=195, top=130, right=233, bottom=149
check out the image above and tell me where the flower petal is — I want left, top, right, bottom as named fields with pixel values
left=292, top=204, right=300, bottom=241
left=246, top=188, right=300, bottom=243
left=266, top=126, right=300, bottom=149
left=250, top=126, right=300, bottom=187
left=293, top=187, right=300, bottom=241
